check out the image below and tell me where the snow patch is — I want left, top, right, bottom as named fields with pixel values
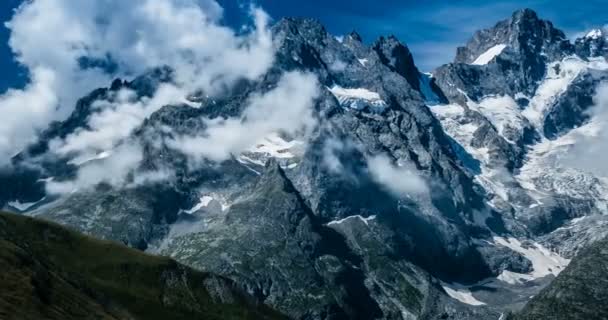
left=238, top=133, right=304, bottom=171
left=329, top=85, right=387, bottom=112
left=7, top=197, right=46, bottom=211
left=184, top=196, right=215, bottom=214
left=496, top=270, right=537, bottom=285
left=68, top=150, right=112, bottom=166
left=246, top=133, right=303, bottom=159
left=442, top=285, right=486, bottom=306
left=184, top=194, right=231, bottom=214
left=470, top=95, right=529, bottom=144
left=327, top=215, right=377, bottom=227
left=472, top=44, right=507, bottom=65
left=494, top=236, right=570, bottom=279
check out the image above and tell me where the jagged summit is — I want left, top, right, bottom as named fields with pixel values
left=575, top=28, right=608, bottom=59
left=372, top=35, right=421, bottom=90
left=347, top=30, right=363, bottom=42
left=455, top=8, right=572, bottom=65
left=434, top=8, right=580, bottom=104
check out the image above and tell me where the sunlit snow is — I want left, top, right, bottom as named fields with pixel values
left=494, top=236, right=570, bottom=282
left=329, top=85, right=387, bottom=112
left=442, top=284, right=486, bottom=306
left=471, top=44, right=507, bottom=65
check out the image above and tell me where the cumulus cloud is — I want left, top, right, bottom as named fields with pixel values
left=169, top=71, right=319, bottom=162
left=0, top=0, right=275, bottom=164
left=366, top=154, right=428, bottom=196
left=0, top=67, right=57, bottom=159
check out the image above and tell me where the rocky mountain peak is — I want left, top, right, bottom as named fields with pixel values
left=455, top=8, right=572, bottom=65
left=372, top=35, right=421, bottom=90
left=272, top=17, right=329, bottom=46
left=347, top=30, right=363, bottom=43
left=575, top=28, right=608, bottom=59
left=435, top=9, right=575, bottom=103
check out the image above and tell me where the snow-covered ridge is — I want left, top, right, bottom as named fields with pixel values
left=521, top=56, right=598, bottom=128
left=472, top=44, right=507, bottom=65
left=585, top=28, right=604, bottom=40
left=329, top=85, right=387, bottom=112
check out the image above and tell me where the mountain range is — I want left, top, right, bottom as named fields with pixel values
left=2, top=7, right=608, bottom=320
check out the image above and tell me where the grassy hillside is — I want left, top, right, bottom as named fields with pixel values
left=0, top=211, right=285, bottom=320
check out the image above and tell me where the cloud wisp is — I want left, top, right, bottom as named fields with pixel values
left=321, top=136, right=428, bottom=196
left=366, top=154, right=429, bottom=196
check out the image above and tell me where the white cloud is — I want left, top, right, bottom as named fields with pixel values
left=169, top=71, right=319, bottom=162
left=46, top=143, right=144, bottom=194
left=561, top=82, right=608, bottom=177
left=320, top=135, right=428, bottom=195
left=322, top=137, right=347, bottom=174
left=50, top=84, right=187, bottom=158
left=367, top=154, right=428, bottom=196
left=0, top=67, right=58, bottom=159
left=0, top=0, right=275, bottom=164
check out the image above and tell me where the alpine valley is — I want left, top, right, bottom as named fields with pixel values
left=2, top=6, right=608, bottom=320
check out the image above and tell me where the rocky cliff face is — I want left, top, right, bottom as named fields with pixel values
left=2, top=7, right=608, bottom=320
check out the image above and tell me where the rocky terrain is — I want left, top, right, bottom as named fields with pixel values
left=2, top=6, right=608, bottom=320
left=512, top=236, right=608, bottom=319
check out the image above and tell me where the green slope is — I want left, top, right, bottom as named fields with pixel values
left=0, top=211, right=285, bottom=320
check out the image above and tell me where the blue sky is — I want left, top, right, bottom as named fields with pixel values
left=1, top=0, right=607, bottom=93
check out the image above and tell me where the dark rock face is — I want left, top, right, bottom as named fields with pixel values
left=163, top=162, right=387, bottom=319
left=372, top=36, right=421, bottom=91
